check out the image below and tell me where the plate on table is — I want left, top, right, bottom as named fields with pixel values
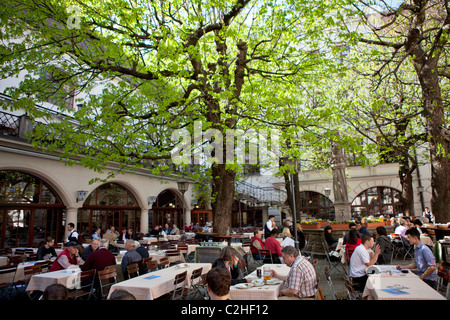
left=264, top=278, right=282, bottom=285
left=235, top=283, right=254, bottom=289
left=252, top=279, right=265, bottom=287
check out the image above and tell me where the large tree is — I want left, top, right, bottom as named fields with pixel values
left=340, top=0, right=450, bottom=222
left=0, top=0, right=341, bottom=233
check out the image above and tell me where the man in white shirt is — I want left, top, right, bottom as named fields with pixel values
left=264, top=215, right=277, bottom=239
left=349, top=234, right=381, bottom=292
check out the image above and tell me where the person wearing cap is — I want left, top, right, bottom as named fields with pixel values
left=49, top=241, right=84, bottom=272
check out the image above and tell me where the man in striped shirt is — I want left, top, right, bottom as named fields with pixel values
left=271, top=246, right=317, bottom=300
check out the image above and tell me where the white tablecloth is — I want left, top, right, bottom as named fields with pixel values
left=107, top=263, right=211, bottom=300
left=229, top=264, right=289, bottom=300
left=362, top=266, right=445, bottom=300
left=26, top=267, right=82, bottom=292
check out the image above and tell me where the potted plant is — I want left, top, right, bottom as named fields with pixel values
left=300, top=220, right=321, bottom=229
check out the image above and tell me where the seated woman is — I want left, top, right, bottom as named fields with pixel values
left=212, top=247, right=250, bottom=285
left=324, top=225, right=338, bottom=250
left=375, top=226, right=393, bottom=264
left=345, top=229, right=361, bottom=264
left=281, top=227, right=295, bottom=249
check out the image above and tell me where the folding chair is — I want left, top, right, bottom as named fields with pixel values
left=0, top=266, right=17, bottom=300
left=17, top=264, right=43, bottom=300
left=238, top=258, right=249, bottom=277
left=314, top=276, right=325, bottom=300
left=126, top=262, right=140, bottom=279
left=324, top=267, right=337, bottom=300
left=401, top=237, right=414, bottom=260
left=105, top=264, right=124, bottom=283
left=177, top=244, right=191, bottom=263
left=97, top=268, right=117, bottom=300
left=159, top=257, right=170, bottom=269
left=342, top=276, right=360, bottom=300
left=185, top=267, right=205, bottom=300
left=323, top=241, right=342, bottom=275
left=258, top=249, right=273, bottom=264
left=171, top=270, right=188, bottom=300
left=145, top=260, right=159, bottom=272
left=67, top=269, right=97, bottom=300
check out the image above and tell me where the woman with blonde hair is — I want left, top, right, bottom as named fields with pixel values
left=281, top=227, right=295, bottom=249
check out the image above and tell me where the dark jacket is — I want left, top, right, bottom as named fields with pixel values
left=212, top=259, right=246, bottom=285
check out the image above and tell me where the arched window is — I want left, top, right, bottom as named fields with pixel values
left=0, top=170, right=65, bottom=247
left=150, top=190, right=183, bottom=229
left=351, top=186, right=403, bottom=217
left=78, top=183, right=140, bottom=240
left=298, top=191, right=334, bottom=220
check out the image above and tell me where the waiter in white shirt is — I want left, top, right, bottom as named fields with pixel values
left=264, top=215, right=278, bottom=239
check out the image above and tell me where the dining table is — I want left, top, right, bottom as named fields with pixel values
left=229, top=263, right=289, bottom=300
left=106, top=262, right=211, bottom=300
left=362, top=265, right=446, bottom=300
left=26, top=266, right=82, bottom=293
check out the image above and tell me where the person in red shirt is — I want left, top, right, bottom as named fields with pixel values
left=345, top=229, right=362, bottom=263
left=80, top=239, right=116, bottom=272
left=250, top=230, right=265, bottom=260
left=264, top=229, right=282, bottom=263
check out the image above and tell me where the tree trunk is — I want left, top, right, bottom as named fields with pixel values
left=211, top=163, right=236, bottom=235
left=399, top=162, right=415, bottom=217
left=415, top=62, right=450, bottom=223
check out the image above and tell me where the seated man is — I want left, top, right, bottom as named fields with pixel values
left=81, top=239, right=116, bottom=272
left=264, top=229, right=282, bottom=263
left=121, top=239, right=142, bottom=279
left=206, top=267, right=231, bottom=300
left=250, top=230, right=265, bottom=260
left=396, top=228, right=438, bottom=289
left=36, top=237, right=57, bottom=260
left=271, top=246, right=317, bottom=300
left=349, top=234, right=381, bottom=292
left=49, top=241, right=84, bottom=271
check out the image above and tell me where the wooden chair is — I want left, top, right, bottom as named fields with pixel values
left=14, top=248, right=25, bottom=255
left=18, top=264, right=43, bottom=300
left=67, top=269, right=97, bottom=300
left=185, top=267, right=204, bottom=299
left=145, top=260, right=158, bottom=272
left=105, top=264, right=124, bottom=283
left=0, top=266, right=17, bottom=300
left=97, top=268, right=117, bottom=300
left=324, top=266, right=337, bottom=300
left=323, top=241, right=342, bottom=275
left=258, top=249, right=274, bottom=264
left=177, top=244, right=191, bottom=262
left=171, top=270, right=188, bottom=300
left=126, top=262, right=140, bottom=279
left=159, top=258, right=170, bottom=269
left=343, top=276, right=360, bottom=300
left=238, top=258, right=249, bottom=277
left=8, top=255, right=25, bottom=266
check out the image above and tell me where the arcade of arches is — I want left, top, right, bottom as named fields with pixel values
left=0, top=170, right=404, bottom=247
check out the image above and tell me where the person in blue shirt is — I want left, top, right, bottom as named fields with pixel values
left=396, top=227, right=438, bottom=289
left=356, top=221, right=371, bottom=237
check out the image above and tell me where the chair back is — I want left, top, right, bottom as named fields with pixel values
left=259, top=249, right=273, bottom=264
left=160, top=259, right=170, bottom=269
left=0, top=267, right=17, bottom=286
left=145, top=260, right=158, bottom=272
left=67, top=269, right=97, bottom=300
left=172, top=270, right=187, bottom=300
left=127, top=262, right=140, bottom=278
left=97, top=268, right=117, bottom=300
left=105, top=264, right=124, bottom=283
left=23, top=264, right=42, bottom=282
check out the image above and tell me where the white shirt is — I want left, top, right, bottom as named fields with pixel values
left=266, top=220, right=274, bottom=232
left=349, top=244, right=370, bottom=278
left=394, top=225, right=408, bottom=238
